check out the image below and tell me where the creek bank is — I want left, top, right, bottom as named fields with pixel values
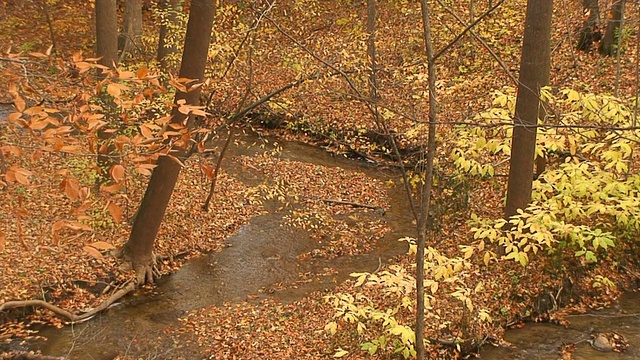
left=481, top=291, right=640, bottom=359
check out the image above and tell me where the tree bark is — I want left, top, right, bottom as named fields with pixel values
left=157, top=0, right=181, bottom=74
left=418, top=1, right=439, bottom=358
left=599, top=0, right=625, bottom=56
left=505, top=0, right=552, bottom=219
left=577, top=0, right=601, bottom=51
left=366, top=0, right=378, bottom=105
left=119, top=0, right=143, bottom=59
left=123, top=0, right=216, bottom=284
left=95, top=0, right=118, bottom=71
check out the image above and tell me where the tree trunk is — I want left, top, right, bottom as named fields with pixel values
left=599, top=0, right=625, bottom=56
left=577, top=0, right=601, bottom=51
left=505, top=0, right=552, bottom=219
left=157, top=0, right=181, bottom=74
left=366, top=0, right=378, bottom=105
left=418, top=0, right=439, bottom=358
left=119, top=0, right=143, bottom=59
left=95, top=0, right=119, bottom=184
left=123, top=0, right=216, bottom=284
left=95, top=0, right=118, bottom=71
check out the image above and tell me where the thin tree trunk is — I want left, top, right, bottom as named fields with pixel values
left=95, top=0, right=119, bottom=184
left=367, top=0, right=378, bottom=105
left=577, top=0, right=601, bottom=51
left=39, top=0, right=58, bottom=54
left=123, top=0, right=216, bottom=284
left=417, top=1, right=439, bottom=358
left=599, top=0, right=624, bottom=56
left=95, top=0, right=118, bottom=71
left=505, top=0, right=552, bottom=219
left=157, top=0, right=181, bottom=74
left=119, top=0, right=143, bottom=59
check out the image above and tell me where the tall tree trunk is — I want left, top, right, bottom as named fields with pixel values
left=417, top=0, right=439, bottom=358
left=95, top=0, right=119, bottom=184
left=119, top=0, right=143, bottom=59
left=505, top=0, right=552, bottom=219
left=157, top=0, right=181, bottom=74
left=599, top=0, right=625, bottom=56
left=577, top=0, right=601, bottom=51
left=123, top=0, right=216, bottom=284
left=95, top=0, right=118, bottom=71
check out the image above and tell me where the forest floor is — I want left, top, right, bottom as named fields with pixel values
left=1, top=0, right=640, bottom=359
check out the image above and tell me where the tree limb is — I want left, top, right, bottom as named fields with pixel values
left=323, top=198, right=383, bottom=212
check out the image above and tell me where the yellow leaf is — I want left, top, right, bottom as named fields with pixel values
left=333, top=349, right=349, bottom=358
left=324, top=321, right=337, bottom=335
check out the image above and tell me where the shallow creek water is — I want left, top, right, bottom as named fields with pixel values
left=481, top=292, right=640, bottom=359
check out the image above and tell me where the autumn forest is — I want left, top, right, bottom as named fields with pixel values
left=1, top=0, right=639, bottom=359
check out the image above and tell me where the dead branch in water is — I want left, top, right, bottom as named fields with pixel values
left=323, top=198, right=383, bottom=212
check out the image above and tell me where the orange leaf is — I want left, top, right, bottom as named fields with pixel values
left=167, top=154, right=185, bottom=167
left=110, top=164, right=126, bottom=182
left=89, top=241, right=116, bottom=250
left=140, top=123, right=153, bottom=139
left=106, top=83, right=121, bottom=98
left=107, top=201, right=123, bottom=223
left=136, top=66, right=148, bottom=79
left=60, top=177, right=80, bottom=201
left=64, top=221, right=92, bottom=231
left=101, top=182, right=123, bottom=193
left=83, top=245, right=104, bottom=260
left=14, top=94, right=26, bottom=112
left=136, top=163, right=157, bottom=176
left=9, top=166, right=32, bottom=185
left=0, top=231, right=5, bottom=252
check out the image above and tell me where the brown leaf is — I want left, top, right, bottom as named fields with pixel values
left=8, top=166, right=33, bottom=185
left=107, top=201, right=123, bottom=223
left=140, top=123, right=153, bottom=139
left=101, top=182, right=123, bottom=193
left=106, top=83, right=121, bottom=98
left=65, top=221, right=92, bottom=232
left=14, top=94, right=26, bottom=112
left=83, top=245, right=104, bottom=260
left=60, top=177, right=80, bottom=201
left=110, top=164, right=126, bottom=182
left=0, top=231, right=5, bottom=252
left=135, top=163, right=157, bottom=176
left=88, top=241, right=116, bottom=250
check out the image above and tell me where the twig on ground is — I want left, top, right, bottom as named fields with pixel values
left=323, top=198, right=382, bottom=211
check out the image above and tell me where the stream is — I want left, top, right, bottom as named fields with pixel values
left=5, top=133, right=415, bottom=359
left=1, top=119, right=638, bottom=359
left=481, top=292, right=640, bottom=359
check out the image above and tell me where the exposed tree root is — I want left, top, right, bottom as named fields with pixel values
left=0, top=280, right=136, bottom=323
left=1, top=352, right=66, bottom=360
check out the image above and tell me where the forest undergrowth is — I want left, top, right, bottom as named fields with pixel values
left=1, top=0, right=639, bottom=359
